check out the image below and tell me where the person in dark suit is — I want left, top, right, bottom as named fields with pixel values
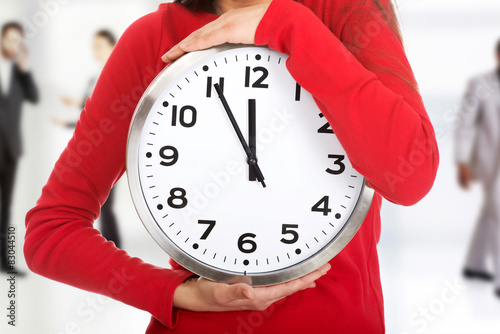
left=55, top=30, right=121, bottom=248
left=0, top=22, right=38, bottom=272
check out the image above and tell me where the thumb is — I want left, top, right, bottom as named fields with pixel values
left=228, top=284, right=254, bottom=302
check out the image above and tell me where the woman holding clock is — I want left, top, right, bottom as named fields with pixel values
left=25, top=0, right=439, bottom=333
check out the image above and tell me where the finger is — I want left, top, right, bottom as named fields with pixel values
left=162, top=26, right=206, bottom=62
left=162, top=28, right=229, bottom=63
left=254, top=263, right=331, bottom=302
left=300, top=282, right=317, bottom=291
left=161, top=43, right=186, bottom=63
left=230, top=284, right=255, bottom=301
left=217, top=264, right=328, bottom=311
left=283, top=263, right=330, bottom=291
left=214, top=282, right=254, bottom=305
left=258, top=295, right=288, bottom=310
left=162, top=16, right=234, bottom=63
left=271, top=273, right=321, bottom=298
left=179, top=28, right=231, bottom=53
left=244, top=270, right=323, bottom=304
left=316, top=263, right=332, bottom=275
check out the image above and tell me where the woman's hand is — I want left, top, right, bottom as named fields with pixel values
left=173, top=263, right=331, bottom=312
left=162, top=2, right=271, bottom=63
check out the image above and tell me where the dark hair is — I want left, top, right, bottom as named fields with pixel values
left=175, top=0, right=212, bottom=11
left=95, top=29, right=116, bottom=46
left=496, top=38, right=500, bottom=55
left=2, top=21, right=24, bottom=37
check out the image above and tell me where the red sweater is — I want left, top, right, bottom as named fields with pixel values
left=25, top=0, right=438, bottom=333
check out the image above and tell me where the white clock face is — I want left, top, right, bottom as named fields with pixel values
left=128, top=45, right=372, bottom=285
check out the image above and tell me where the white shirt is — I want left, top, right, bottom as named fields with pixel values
left=0, top=55, right=14, bottom=96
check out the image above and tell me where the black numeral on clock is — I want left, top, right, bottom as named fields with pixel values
left=280, top=224, right=299, bottom=244
left=198, top=220, right=216, bottom=240
left=326, top=154, right=346, bottom=175
left=318, top=113, right=334, bottom=134
left=238, top=233, right=257, bottom=253
left=167, top=187, right=188, bottom=209
left=245, top=66, right=269, bottom=89
left=159, top=146, right=179, bottom=166
left=171, top=105, right=197, bottom=128
left=206, top=77, right=224, bottom=98
left=311, top=196, right=332, bottom=216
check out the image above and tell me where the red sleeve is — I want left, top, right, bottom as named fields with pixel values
left=255, top=0, right=439, bottom=206
left=24, top=7, right=194, bottom=329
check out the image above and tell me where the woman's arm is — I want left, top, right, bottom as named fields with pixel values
left=256, top=0, right=439, bottom=205
left=24, top=9, right=196, bottom=329
left=164, top=0, right=439, bottom=206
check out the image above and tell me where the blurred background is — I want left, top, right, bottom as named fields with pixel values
left=0, top=0, right=499, bottom=333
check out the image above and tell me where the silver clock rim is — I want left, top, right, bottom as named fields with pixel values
left=126, top=44, right=375, bottom=286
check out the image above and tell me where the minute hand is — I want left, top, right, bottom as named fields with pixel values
left=214, top=83, right=266, bottom=188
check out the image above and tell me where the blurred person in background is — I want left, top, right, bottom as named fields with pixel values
left=54, top=29, right=122, bottom=249
left=455, top=38, right=500, bottom=298
left=0, top=22, right=38, bottom=273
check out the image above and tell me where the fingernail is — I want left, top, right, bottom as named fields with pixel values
left=320, top=264, right=331, bottom=275
left=166, top=45, right=177, bottom=55
left=162, top=49, right=174, bottom=61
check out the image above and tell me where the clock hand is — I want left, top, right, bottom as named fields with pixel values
left=248, top=99, right=257, bottom=182
left=214, top=83, right=266, bottom=188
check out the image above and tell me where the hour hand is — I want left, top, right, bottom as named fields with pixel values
left=214, top=83, right=266, bottom=188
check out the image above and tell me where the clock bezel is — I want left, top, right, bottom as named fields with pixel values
left=126, top=44, right=375, bottom=286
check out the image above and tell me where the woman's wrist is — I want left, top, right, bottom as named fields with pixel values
left=173, top=276, right=199, bottom=310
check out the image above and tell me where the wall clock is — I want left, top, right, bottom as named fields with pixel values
left=127, top=44, right=374, bottom=286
